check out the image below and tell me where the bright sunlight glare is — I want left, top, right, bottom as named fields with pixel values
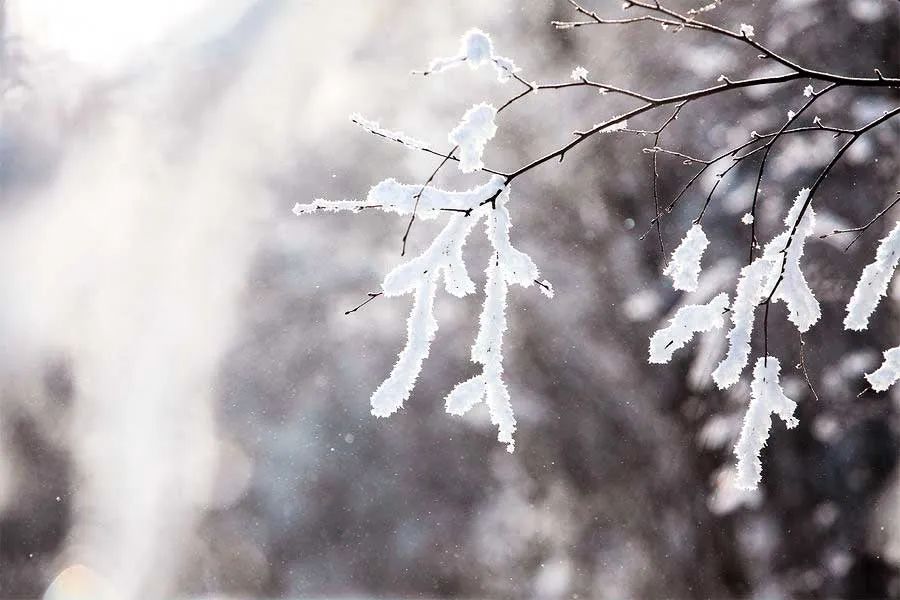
left=7, top=0, right=224, bottom=73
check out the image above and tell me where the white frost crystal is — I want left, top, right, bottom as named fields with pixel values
left=570, top=65, right=589, bottom=81
left=844, top=220, right=900, bottom=331
left=649, top=293, right=729, bottom=364
left=293, top=176, right=505, bottom=219
left=442, top=187, right=544, bottom=451
left=734, top=357, right=798, bottom=490
left=298, top=168, right=545, bottom=450
left=423, top=29, right=520, bottom=82
left=644, top=189, right=822, bottom=390
left=597, top=119, right=628, bottom=133
left=712, top=189, right=821, bottom=388
left=370, top=199, right=497, bottom=416
left=350, top=113, right=427, bottom=150
left=762, top=188, right=820, bottom=333
left=448, top=103, right=498, bottom=173
left=866, top=346, right=900, bottom=392
left=445, top=374, right=487, bottom=416
left=381, top=213, right=482, bottom=298
left=484, top=188, right=540, bottom=287
left=739, top=23, right=755, bottom=37
left=462, top=28, right=493, bottom=64
left=663, top=223, right=709, bottom=292
left=537, top=279, right=555, bottom=298
left=712, top=260, right=770, bottom=389
left=473, top=260, right=517, bottom=449
left=370, top=279, right=439, bottom=417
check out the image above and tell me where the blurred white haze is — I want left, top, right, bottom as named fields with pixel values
left=1, top=1, right=383, bottom=597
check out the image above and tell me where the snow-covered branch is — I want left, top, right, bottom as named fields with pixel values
left=734, top=358, right=798, bottom=490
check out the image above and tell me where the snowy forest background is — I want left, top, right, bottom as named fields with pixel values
left=1, top=1, right=899, bottom=599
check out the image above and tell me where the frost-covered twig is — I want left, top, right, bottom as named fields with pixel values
left=663, top=223, right=709, bottom=292
left=734, top=357, right=798, bottom=490
left=844, top=220, right=900, bottom=331
left=648, top=293, right=729, bottom=363
left=350, top=114, right=508, bottom=178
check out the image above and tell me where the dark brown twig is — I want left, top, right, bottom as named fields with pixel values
left=820, top=192, right=900, bottom=252
left=345, top=292, right=383, bottom=316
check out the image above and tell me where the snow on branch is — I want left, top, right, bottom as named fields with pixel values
left=712, top=260, right=770, bottom=389
left=443, top=187, right=545, bottom=451
left=381, top=211, right=484, bottom=298
left=663, top=223, right=709, bottom=292
left=350, top=113, right=428, bottom=150
left=445, top=373, right=488, bottom=416
left=369, top=197, right=502, bottom=417
left=866, top=346, right=900, bottom=392
left=370, top=278, right=440, bottom=417
left=734, top=357, right=798, bottom=490
left=449, top=103, right=498, bottom=173
left=570, top=65, right=589, bottom=81
left=444, top=284, right=520, bottom=453
left=649, top=293, right=729, bottom=364
left=297, top=159, right=544, bottom=449
left=369, top=181, right=518, bottom=420
left=844, top=220, right=900, bottom=331
left=711, top=189, right=821, bottom=389
left=294, top=25, right=551, bottom=451
left=419, top=28, right=520, bottom=83
left=484, top=188, right=540, bottom=287
left=293, top=176, right=505, bottom=219
left=762, top=188, right=821, bottom=333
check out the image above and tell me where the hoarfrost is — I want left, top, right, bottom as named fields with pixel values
left=663, top=223, right=709, bottom=292
left=734, top=357, right=799, bottom=490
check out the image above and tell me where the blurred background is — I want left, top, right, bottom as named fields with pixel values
left=0, top=1, right=898, bottom=598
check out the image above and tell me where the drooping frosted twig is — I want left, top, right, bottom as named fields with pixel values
left=844, top=221, right=900, bottom=331
left=763, top=188, right=821, bottom=333
left=649, top=293, right=729, bottom=364
left=663, top=223, right=709, bottom=292
left=734, top=357, right=798, bottom=490
left=448, top=103, right=498, bottom=173
left=712, top=260, right=770, bottom=389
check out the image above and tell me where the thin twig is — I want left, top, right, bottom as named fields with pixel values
left=798, top=332, right=820, bottom=402
left=747, top=83, right=839, bottom=262
left=562, top=0, right=900, bottom=88
left=345, top=292, right=383, bottom=316
left=820, top=191, right=900, bottom=252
